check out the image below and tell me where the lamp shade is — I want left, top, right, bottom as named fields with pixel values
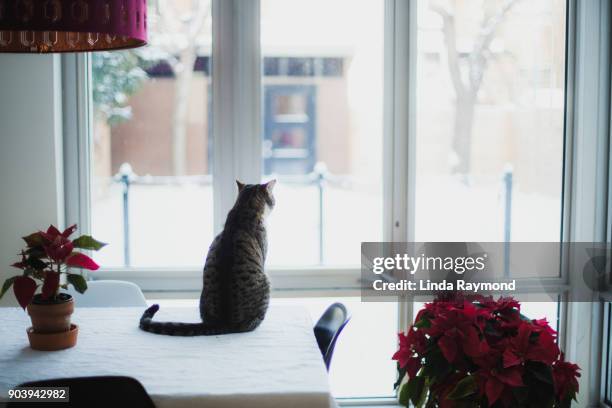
left=0, top=0, right=147, bottom=53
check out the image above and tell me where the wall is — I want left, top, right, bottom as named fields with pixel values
left=97, top=74, right=350, bottom=178
left=0, top=55, right=64, bottom=306
left=108, top=76, right=210, bottom=177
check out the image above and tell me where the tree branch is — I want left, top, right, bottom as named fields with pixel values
left=468, top=0, right=519, bottom=92
left=430, top=2, right=467, bottom=99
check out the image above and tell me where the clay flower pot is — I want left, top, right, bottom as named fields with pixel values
left=26, top=293, right=78, bottom=351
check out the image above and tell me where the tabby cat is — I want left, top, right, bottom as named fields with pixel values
left=139, top=180, right=276, bottom=336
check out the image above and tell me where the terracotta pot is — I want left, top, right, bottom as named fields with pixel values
left=26, top=293, right=77, bottom=351
left=27, top=324, right=79, bottom=351
left=27, top=292, right=74, bottom=331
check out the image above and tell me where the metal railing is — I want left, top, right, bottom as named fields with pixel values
left=113, top=162, right=345, bottom=267
left=113, top=162, right=514, bottom=268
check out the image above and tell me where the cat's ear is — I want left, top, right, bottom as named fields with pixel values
left=265, top=179, right=276, bottom=192
left=236, top=180, right=246, bottom=192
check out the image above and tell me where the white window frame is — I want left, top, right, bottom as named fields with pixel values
left=61, top=0, right=612, bottom=405
left=64, top=0, right=401, bottom=297
left=563, top=0, right=611, bottom=407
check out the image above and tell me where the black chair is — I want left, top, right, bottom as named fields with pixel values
left=314, top=302, right=351, bottom=370
left=7, top=376, right=155, bottom=408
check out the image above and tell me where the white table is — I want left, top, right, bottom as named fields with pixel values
left=0, top=306, right=336, bottom=408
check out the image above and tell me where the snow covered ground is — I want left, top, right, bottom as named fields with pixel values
left=92, top=177, right=561, bottom=268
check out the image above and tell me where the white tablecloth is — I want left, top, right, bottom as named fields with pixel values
left=0, top=306, right=335, bottom=408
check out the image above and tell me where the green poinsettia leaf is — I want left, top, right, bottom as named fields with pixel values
left=72, top=235, right=107, bottom=251
left=398, top=382, right=411, bottom=407
left=394, top=363, right=407, bottom=390
left=22, top=232, right=44, bottom=248
left=527, top=361, right=553, bottom=385
left=25, top=247, right=46, bottom=259
left=447, top=375, right=477, bottom=400
left=25, top=257, right=47, bottom=270
left=67, top=274, right=88, bottom=294
left=414, top=317, right=431, bottom=329
left=400, top=376, right=425, bottom=407
left=0, top=276, right=17, bottom=300
left=421, top=349, right=452, bottom=380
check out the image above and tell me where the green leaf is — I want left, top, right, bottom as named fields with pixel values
left=414, top=377, right=429, bottom=408
left=527, top=361, right=553, bottom=385
left=67, top=274, right=88, bottom=294
left=402, top=376, right=425, bottom=407
left=72, top=235, right=107, bottom=251
left=0, top=276, right=17, bottom=300
left=414, top=317, right=431, bottom=329
left=394, top=363, right=407, bottom=390
left=22, top=232, right=44, bottom=247
left=398, top=383, right=411, bottom=407
left=421, top=349, right=452, bottom=381
left=447, top=375, right=477, bottom=400
left=25, top=257, right=47, bottom=270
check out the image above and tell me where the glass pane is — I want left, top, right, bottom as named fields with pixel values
left=272, top=297, right=398, bottom=399
left=91, top=1, right=213, bottom=267
left=607, top=302, right=612, bottom=404
left=261, top=0, right=384, bottom=266
left=414, top=0, right=566, bottom=242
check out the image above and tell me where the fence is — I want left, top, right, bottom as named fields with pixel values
left=113, top=162, right=514, bottom=268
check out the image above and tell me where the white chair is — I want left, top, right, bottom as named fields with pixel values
left=66, top=280, right=147, bottom=307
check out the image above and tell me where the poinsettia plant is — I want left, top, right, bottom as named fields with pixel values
left=0, top=225, right=106, bottom=309
left=393, top=294, right=580, bottom=408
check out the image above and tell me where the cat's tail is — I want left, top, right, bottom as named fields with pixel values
left=139, top=304, right=231, bottom=336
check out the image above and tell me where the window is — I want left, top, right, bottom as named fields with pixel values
left=412, top=0, right=567, bottom=331
left=69, top=0, right=587, bottom=403
left=91, top=1, right=213, bottom=268
left=261, top=0, right=384, bottom=267
left=414, top=0, right=566, bottom=243
left=605, top=302, right=612, bottom=406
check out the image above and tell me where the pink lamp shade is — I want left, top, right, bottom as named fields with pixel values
left=0, top=0, right=147, bottom=53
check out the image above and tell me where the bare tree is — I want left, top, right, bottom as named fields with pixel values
left=430, top=0, right=518, bottom=176
left=152, top=0, right=211, bottom=176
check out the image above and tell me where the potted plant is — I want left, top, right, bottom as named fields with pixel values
left=0, top=225, right=106, bottom=351
left=393, top=294, right=580, bottom=408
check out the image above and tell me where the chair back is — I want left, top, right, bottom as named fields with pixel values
left=314, top=302, right=350, bottom=370
left=66, top=280, right=147, bottom=307
left=7, top=376, right=155, bottom=408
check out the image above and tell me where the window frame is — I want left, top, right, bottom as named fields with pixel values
left=61, top=0, right=612, bottom=405
left=64, top=0, right=395, bottom=294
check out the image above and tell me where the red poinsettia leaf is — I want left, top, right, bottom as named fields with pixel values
left=439, top=335, right=458, bottom=363
left=406, top=357, right=421, bottom=379
left=503, top=349, right=522, bottom=368
left=462, top=326, right=489, bottom=357
left=485, top=378, right=504, bottom=405
left=47, top=225, right=62, bottom=237
left=13, top=276, right=37, bottom=309
left=57, top=241, right=74, bottom=261
left=515, top=322, right=532, bottom=348
left=533, top=318, right=557, bottom=337
left=62, top=224, right=78, bottom=238
left=496, top=367, right=524, bottom=387
left=11, top=261, right=26, bottom=269
left=66, top=252, right=99, bottom=271
left=527, top=330, right=560, bottom=364
left=41, top=271, right=60, bottom=300
left=392, top=348, right=412, bottom=369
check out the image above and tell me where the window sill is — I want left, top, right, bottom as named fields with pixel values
left=93, top=266, right=362, bottom=293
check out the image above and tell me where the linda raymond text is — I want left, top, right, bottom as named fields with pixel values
left=372, top=279, right=516, bottom=293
